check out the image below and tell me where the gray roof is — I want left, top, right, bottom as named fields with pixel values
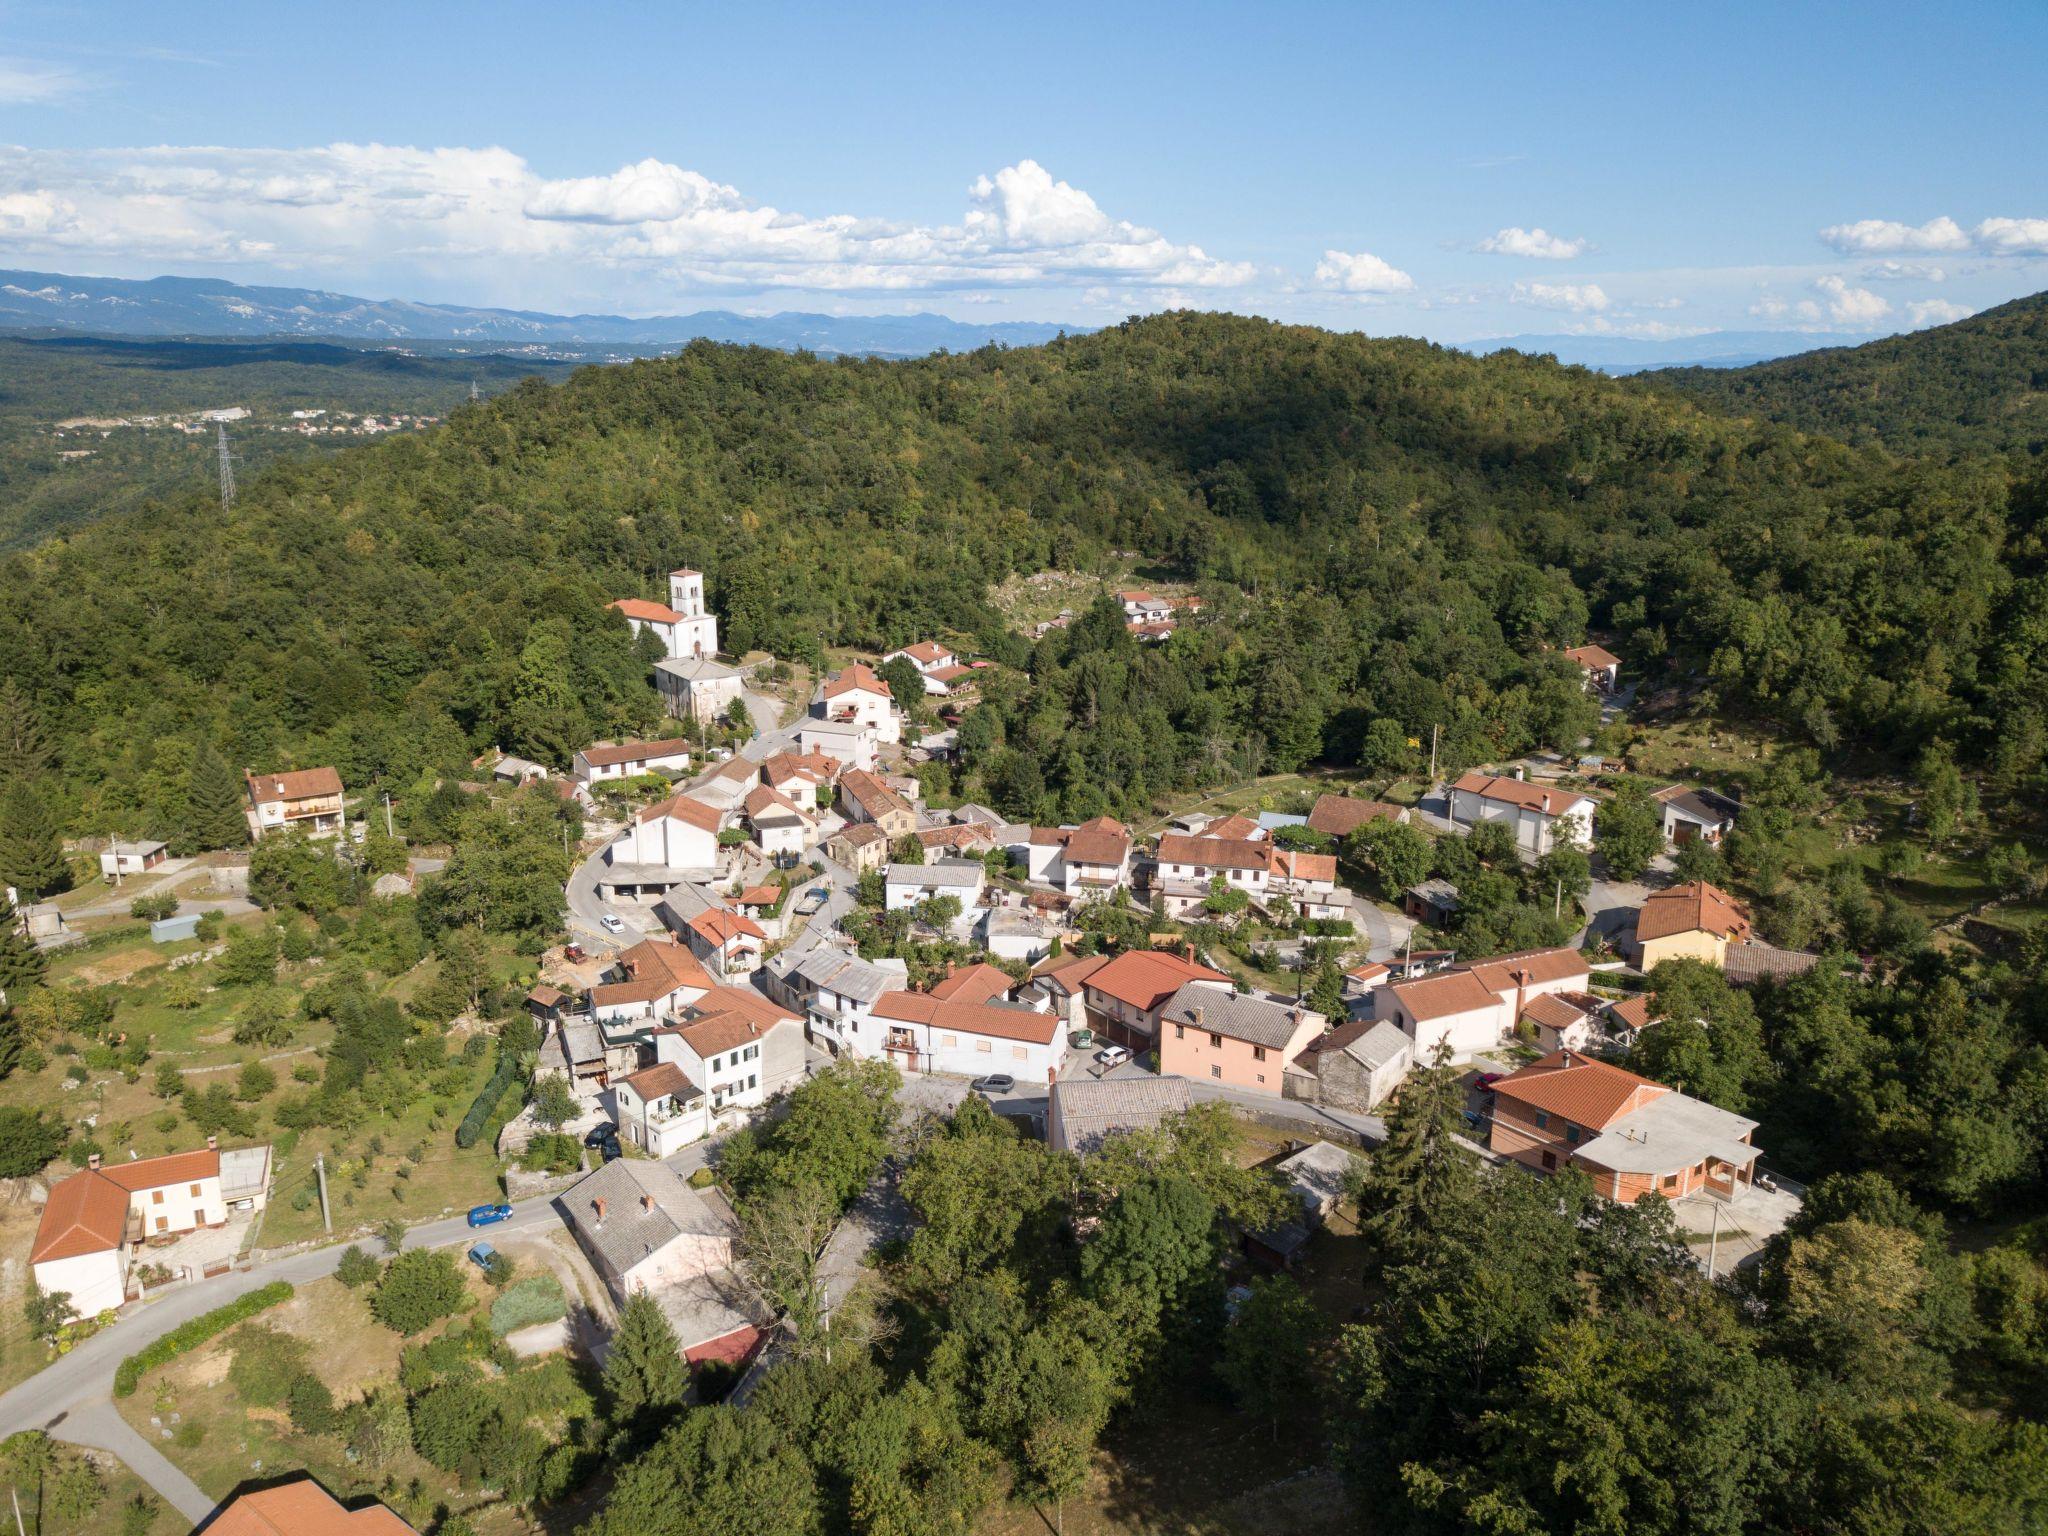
left=886, top=859, right=984, bottom=889
left=949, top=803, right=1007, bottom=829
left=1344, top=1020, right=1414, bottom=1072
left=655, top=655, right=741, bottom=682
left=563, top=1158, right=729, bottom=1279
left=218, top=1144, right=272, bottom=1201
left=1722, top=943, right=1821, bottom=985
left=109, top=839, right=168, bottom=856
left=1278, top=1141, right=1359, bottom=1211
left=793, top=949, right=899, bottom=1004
left=559, top=1018, right=604, bottom=1064
left=1052, top=1076, right=1191, bottom=1154
left=800, top=715, right=869, bottom=737
left=1158, top=982, right=1316, bottom=1052
left=1662, top=787, right=1741, bottom=825
left=1573, top=1091, right=1760, bottom=1176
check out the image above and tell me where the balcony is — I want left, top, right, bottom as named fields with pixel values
left=281, top=795, right=344, bottom=819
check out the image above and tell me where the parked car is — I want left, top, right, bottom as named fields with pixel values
left=599, top=1137, right=624, bottom=1162
left=465, top=1241, right=498, bottom=1271
left=1095, top=1045, right=1131, bottom=1069
left=564, top=943, right=587, bottom=963
left=970, top=1073, right=1016, bottom=1095
left=466, top=1202, right=513, bottom=1228
left=797, top=887, right=829, bottom=915
left=584, top=1122, right=621, bottom=1149
left=1475, top=1071, right=1504, bottom=1092
left=599, top=913, right=626, bottom=934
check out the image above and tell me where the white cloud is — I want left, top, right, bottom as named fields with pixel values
left=0, top=58, right=82, bottom=105
left=0, top=145, right=1256, bottom=302
left=1819, top=216, right=1970, bottom=254
left=1313, top=249, right=1414, bottom=294
left=1864, top=260, right=1945, bottom=282
left=1748, top=295, right=1823, bottom=323
left=1510, top=280, right=1608, bottom=312
left=1815, top=274, right=1889, bottom=325
left=1475, top=226, right=1586, bottom=259
left=1907, top=298, right=1974, bottom=328
left=1974, top=217, right=2048, bottom=255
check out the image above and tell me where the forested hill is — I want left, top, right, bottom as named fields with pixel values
left=1636, top=289, right=2048, bottom=457
left=1, top=310, right=2040, bottom=831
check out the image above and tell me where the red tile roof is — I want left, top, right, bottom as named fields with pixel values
left=1467, top=947, right=1591, bottom=993
left=734, top=886, right=781, bottom=908
left=688, top=907, right=767, bottom=946
left=1272, top=848, right=1336, bottom=884
left=872, top=990, right=1058, bottom=1045
left=637, top=793, right=725, bottom=832
left=1492, top=1049, right=1664, bottom=1129
left=1156, top=832, right=1272, bottom=873
left=763, top=749, right=841, bottom=785
left=1307, top=794, right=1404, bottom=838
left=591, top=938, right=712, bottom=1007
left=927, top=962, right=1016, bottom=1006
left=743, top=784, right=809, bottom=821
left=1452, top=772, right=1592, bottom=818
left=1635, top=881, right=1752, bottom=944
left=245, top=766, right=343, bottom=805
left=30, top=1169, right=131, bottom=1262
left=611, top=597, right=682, bottom=624
left=1564, top=643, right=1621, bottom=670
left=824, top=663, right=892, bottom=700
left=1520, top=992, right=1591, bottom=1031
left=840, top=769, right=913, bottom=822
left=898, top=641, right=951, bottom=666
left=667, top=987, right=802, bottom=1056
left=1385, top=968, right=1500, bottom=1023
left=209, top=1479, right=418, bottom=1536
left=619, top=1062, right=698, bottom=1102
left=1084, top=949, right=1232, bottom=1012
left=582, top=738, right=692, bottom=769
left=1056, top=816, right=1131, bottom=867
left=1198, top=814, right=1262, bottom=841
left=1033, top=952, right=1111, bottom=992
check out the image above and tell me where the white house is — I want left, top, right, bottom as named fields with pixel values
left=884, top=859, right=986, bottom=923
left=1448, top=772, right=1595, bottom=856
left=869, top=990, right=1069, bottom=1083
left=1152, top=831, right=1274, bottom=917
left=797, top=716, right=880, bottom=773
left=692, top=755, right=762, bottom=812
left=1025, top=817, right=1133, bottom=896
left=610, top=1061, right=708, bottom=1159
left=1373, top=947, right=1590, bottom=1062
left=775, top=949, right=905, bottom=1058
left=682, top=907, right=768, bottom=978
left=656, top=656, right=745, bottom=724
left=650, top=986, right=807, bottom=1128
left=574, top=739, right=693, bottom=784
left=606, top=792, right=724, bottom=877
left=609, top=569, right=720, bottom=661
left=587, top=938, right=713, bottom=1030
left=1653, top=785, right=1741, bottom=848
left=742, top=784, right=813, bottom=859
left=1269, top=848, right=1345, bottom=921
left=817, top=663, right=900, bottom=744
left=244, top=767, right=345, bottom=840
left=99, top=840, right=168, bottom=878
left=31, top=1143, right=269, bottom=1315
left=1562, top=643, right=1621, bottom=693
left=882, top=641, right=958, bottom=695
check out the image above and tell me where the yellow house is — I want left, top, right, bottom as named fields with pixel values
left=1634, top=881, right=1753, bottom=970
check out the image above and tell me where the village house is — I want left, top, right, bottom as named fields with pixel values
left=1604, top=993, right=1661, bottom=1046
left=1632, top=880, right=1754, bottom=970
left=1025, top=816, right=1134, bottom=896
left=839, top=769, right=918, bottom=840
left=1306, top=793, right=1409, bottom=841
left=882, top=640, right=964, bottom=694
left=1156, top=984, right=1324, bottom=1096
left=587, top=938, right=713, bottom=1031
left=536, top=1012, right=614, bottom=1091
left=482, top=751, right=550, bottom=785
left=919, top=822, right=995, bottom=856
left=868, top=990, right=1068, bottom=1082
left=652, top=986, right=807, bottom=1123
left=1081, top=947, right=1235, bottom=1048
left=1404, top=878, right=1461, bottom=927
left=1270, top=847, right=1345, bottom=920
left=560, top=1157, right=768, bottom=1368
left=1562, top=643, right=1622, bottom=692
left=609, top=569, right=720, bottom=660
left=774, top=948, right=905, bottom=1057
left=1489, top=1048, right=1763, bottom=1203
left=1116, top=589, right=1176, bottom=626
left=210, top=1477, right=418, bottom=1535
left=885, top=860, right=986, bottom=929
left=682, top=906, right=768, bottom=978
left=1296, top=1018, right=1413, bottom=1113
left=1374, top=946, right=1591, bottom=1062
left=1048, top=1075, right=1192, bottom=1154
left=244, top=766, right=346, bottom=839
left=927, top=961, right=1018, bottom=1007
left=980, top=905, right=1056, bottom=964
left=98, top=839, right=168, bottom=878
left=742, top=784, right=814, bottom=861
left=826, top=820, right=889, bottom=873
left=655, top=655, right=745, bottom=724
left=573, top=738, right=693, bottom=785
left=817, top=663, right=901, bottom=744
left=1520, top=991, right=1602, bottom=1053
left=1448, top=771, right=1595, bottom=855
left=1022, top=952, right=1112, bottom=1033
left=602, top=792, right=725, bottom=899
left=1653, top=784, right=1742, bottom=847
left=610, top=1061, right=709, bottom=1158
left=797, top=714, right=880, bottom=772
left=762, top=748, right=841, bottom=807
left=1152, top=831, right=1275, bottom=917
left=31, top=1140, right=271, bottom=1314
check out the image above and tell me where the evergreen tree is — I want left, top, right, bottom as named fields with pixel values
left=184, top=738, right=250, bottom=851
left=602, top=1291, right=689, bottom=1451
left=0, top=780, right=69, bottom=900
left=0, top=900, right=47, bottom=1000
left=1357, top=1040, right=1475, bottom=1270
left=0, top=680, right=50, bottom=787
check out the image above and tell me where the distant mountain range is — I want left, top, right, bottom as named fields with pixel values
left=1461, top=330, right=1833, bottom=372
left=0, top=268, right=1084, bottom=356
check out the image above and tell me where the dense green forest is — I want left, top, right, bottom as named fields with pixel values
left=1639, top=290, right=2048, bottom=458
left=0, top=333, right=572, bottom=550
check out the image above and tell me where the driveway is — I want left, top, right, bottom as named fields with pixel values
left=0, top=1190, right=576, bottom=1525
left=1349, top=890, right=1415, bottom=962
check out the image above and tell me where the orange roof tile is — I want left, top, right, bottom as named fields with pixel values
left=98, top=1147, right=219, bottom=1192
left=30, top=1169, right=130, bottom=1262
left=1198, top=814, right=1262, bottom=841
left=898, top=641, right=951, bottom=665
left=824, top=663, right=892, bottom=700
left=743, top=784, right=809, bottom=821
left=1386, top=968, right=1500, bottom=1022
left=1156, top=832, right=1272, bottom=873
left=927, top=962, right=1016, bottom=1006
left=611, top=597, right=683, bottom=624
left=688, top=907, right=767, bottom=946
left=1033, top=951, right=1111, bottom=992
left=592, top=938, right=713, bottom=1007
left=1467, top=947, right=1590, bottom=993
left=620, top=1062, right=698, bottom=1102
left=1307, top=794, right=1404, bottom=838
left=872, top=990, right=1058, bottom=1045
left=1564, top=643, right=1621, bottom=670
left=666, top=986, right=800, bottom=1056
left=1452, top=772, right=1592, bottom=818
left=734, top=886, right=781, bottom=908
left=1635, top=881, right=1753, bottom=944
left=1272, top=848, right=1336, bottom=884
left=637, top=792, right=725, bottom=832
left=245, top=766, right=342, bottom=805
left=1083, top=949, right=1232, bottom=1012
left=1491, top=1049, right=1664, bottom=1129
left=840, top=769, right=913, bottom=821
left=208, top=1478, right=418, bottom=1536
left=582, top=737, right=692, bottom=769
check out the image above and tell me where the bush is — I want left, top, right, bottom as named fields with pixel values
left=129, top=893, right=178, bottom=922
left=226, top=1325, right=309, bottom=1407
left=114, top=1282, right=294, bottom=1396
left=489, top=1275, right=566, bottom=1336
left=0, top=1107, right=66, bottom=1177
left=286, top=1370, right=338, bottom=1434
left=455, top=1050, right=521, bottom=1149
left=236, top=1060, right=277, bottom=1101
left=335, top=1244, right=381, bottom=1288
left=370, top=1250, right=466, bottom=1336
left=520, top=1131, right=581, bottom=1175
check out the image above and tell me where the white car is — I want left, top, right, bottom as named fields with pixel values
left=598, top=913, right=626, bottom=934
left=1095, top=1045, right=1130, bottom=1069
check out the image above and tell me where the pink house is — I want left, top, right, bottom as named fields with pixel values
left=1154, top=983, right=1324, bottom=1095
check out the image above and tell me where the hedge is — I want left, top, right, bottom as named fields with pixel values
left=489, top=1274, right=567, bottom=1336
left=113, top=1280, right=294, bottom=1397
left=456, top=1049, right=522, bottom=1149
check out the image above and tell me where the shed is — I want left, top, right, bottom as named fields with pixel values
left=150, top=913, right=201, bottom=944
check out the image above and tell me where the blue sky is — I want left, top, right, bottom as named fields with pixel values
left=1, top=0, right=2044, bottom=341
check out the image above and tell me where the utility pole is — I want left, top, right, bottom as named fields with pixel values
left=314, top=1153, right=332, bottom=1233
left=11, top=1482, right=26, bottom=1536
left=1429, top=724, right=1440, bottom=785
left=216, top=422, right=236, bottom=511
left=383, top=792, right=394, bottom=838
left=1706, top=1200, right=1722, bottom=1280
left=1554, top=877, right=1563, bottom=919
left=468, top=378, right=481, bottom=404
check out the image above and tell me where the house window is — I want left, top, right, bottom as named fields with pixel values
left=189, top=1184, right=201, bottom=1197
left=1210, top=1065, right=1222, bottom=1079
left=748, top=1075, right=757, bottom=1090
left=942, top=1033, right=958, bottom=1047
left=1256, top=1074, right=1265, bottom=1084
left=977, top=1040, right=993, bottom=1053
left=1209, top=1033, right=1222, bottom=1049
left=1252, top=1046, right=1266, bottom=1062
left=152, top=1191, right=164, bottom=1205
left=1662, top=1173, right=1678, bottom=1189
left=1174, top=1025, right=1185, bottom=1040
left=1564, top=1125, right=1580, bottom=1145
left=156, top=1216, right=168, bottom=1233
left=1534, top=1111, right=1550, bottom=1130
left=1012, top=1046, right=1028, bottom=1061
left=710, top=1054, right=722, bottom=1072
left=1540, top=1151, right=1556, bottom=1170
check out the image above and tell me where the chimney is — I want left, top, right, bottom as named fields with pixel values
left=1514, top=969, right=1530, bottom=1035
left=1560, top=1048, right=1573, bottom=1068
left=641, top=1193, right=655, bottom=1214
left=87, top=1152, right=101, bottom=1171
left=1512, top=765, right=1526, bottom=781
left=1193, top=1005, right=1205, bottom=1029
left=593, top=1196, right=607, bottom=1226
left=206, top=1134, right=217, bottom=1152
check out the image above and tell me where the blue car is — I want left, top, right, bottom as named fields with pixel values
left=466, top=1202, right=513, bottom=1228
left=466, top=1241, right=498, bottom=1271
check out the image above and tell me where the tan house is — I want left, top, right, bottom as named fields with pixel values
left=1562, top=643, right=1622, bottom=692
left=1155, top=984, right=1324, bottom=1095
left=827, top=820, right=889, bottom=874
left=838, top=769, right=918, bottom=839
left=244, top=766, right=345, bottom=839
left=1633, top=881, right=1753, bottom=970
